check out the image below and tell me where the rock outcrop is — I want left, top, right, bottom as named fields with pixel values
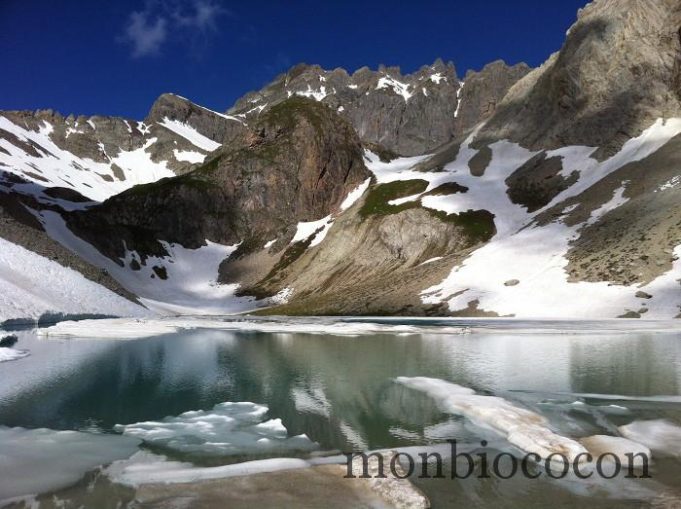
left=478, top=0, right=681, bottom=156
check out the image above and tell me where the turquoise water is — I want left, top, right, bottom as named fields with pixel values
left=2, top=319, right=681, bottom=507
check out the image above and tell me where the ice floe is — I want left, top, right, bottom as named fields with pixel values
left=0, top=347, right=29, bottom=362
left=579, top=435, right=651, bottom=469
left=115, top=401, right=317, bottom=457
left=395, top=376, right=588, bottom=463
left=107, top=451, right=349, bottom=486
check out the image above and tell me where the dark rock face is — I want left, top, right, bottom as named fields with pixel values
left=66, top=97, right=370, bottom=262
left=455, top=60, right=531, bottom=135
left=229, top=59, right=529, bottom=156
left=506, top=152, right=578, bottom=212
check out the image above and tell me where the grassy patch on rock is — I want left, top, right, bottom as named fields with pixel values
left=359, top=179, right=429, bottom=216
left=430, top=209, right=496, bottom=245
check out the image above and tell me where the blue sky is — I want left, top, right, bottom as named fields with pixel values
left=0, top=1, right=587, bottom=119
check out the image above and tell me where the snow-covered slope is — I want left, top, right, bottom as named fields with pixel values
left=0, top=236, right=148, bottom=324
left=38, top=211, right=259, bottom=315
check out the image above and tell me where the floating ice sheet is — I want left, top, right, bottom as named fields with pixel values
left=395, top=376, right=588, bottom=462
left=0, top=347, right=29, bottom=362
left=114, top=401, right=317, bottom=457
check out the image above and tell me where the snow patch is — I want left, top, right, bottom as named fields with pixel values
left=158, top=118, right=221, bottom=152
left=429, top=72, right=446, bottom=84
left=454, top=81, right=464, bottom=118
left=419, top=257, right=443, bottom=266
left=291, top=216, right=333, bottom=247
left=656, top=175, right=681, bottom=192
left=269, top=287, right=293, bottom=305
left=376, top=76, right=413, bottom=101
left=173, top=148, right=205, bottom=164
left=340, top=177, right=371, bottom=211
left=295, top=85, right=328, bottom=101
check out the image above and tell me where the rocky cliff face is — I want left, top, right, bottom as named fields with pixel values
left=478, top=0, right=681, bottom=156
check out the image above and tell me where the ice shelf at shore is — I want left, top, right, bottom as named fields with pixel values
left=37, top=316, right=472, bottom=339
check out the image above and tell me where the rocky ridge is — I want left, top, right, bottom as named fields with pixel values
left=229, top=59, right=530, bottom=156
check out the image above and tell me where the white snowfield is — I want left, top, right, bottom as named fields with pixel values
left=0, top=236, right=148, bottom=324
left=365, top=117, right=681, bottom=319
left=0, top=116, right=175, bottom=202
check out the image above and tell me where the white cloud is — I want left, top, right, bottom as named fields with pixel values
left=174, top=0, right=227, bottom=31
left=124, top=11, right=168, bottom=58
left=120, top=0, right=227, bottom=58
